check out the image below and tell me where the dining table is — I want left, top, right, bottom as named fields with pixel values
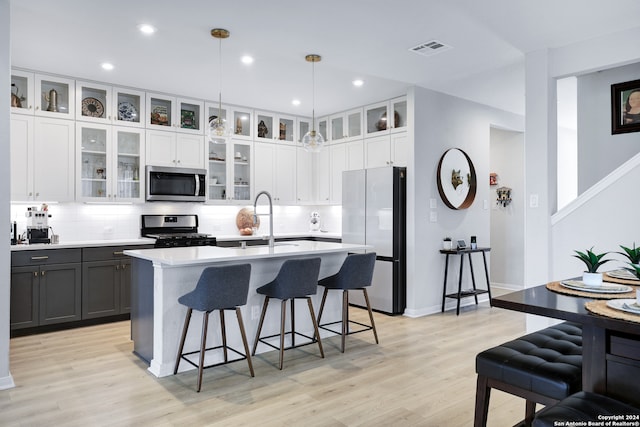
left=492, top=276, right=640, bottom=407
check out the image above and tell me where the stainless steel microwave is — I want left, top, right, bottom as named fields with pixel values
left=146, top=166, right=206, bottom=202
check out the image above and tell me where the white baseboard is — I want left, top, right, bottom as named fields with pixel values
left=403, top=294, right=492, bottom=318
left=0, top=373, right=15, bottom=390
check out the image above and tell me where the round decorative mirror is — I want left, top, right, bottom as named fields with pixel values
left=436, top=148, right=477, bottom=210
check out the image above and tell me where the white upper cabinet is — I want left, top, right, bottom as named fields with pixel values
left=255, top=111, right=296, bottom=144
left=207, top=139, right=252, bottom=204
left=10, top=116, right=75, bottom=202
left=113, top=87, right=146, bottom=128
left=11, top=69, right=35, bottom=115
left=146, top=93, right=204, bottom=134
left=35, top=74, right=76, bottom=119
left=330, top=108, right=363, bottom=143
left=77, top=124, right=144, bottom=203
left=364, top=96, right=407, bottom=138
left=75, top=81, right=113, bottom=124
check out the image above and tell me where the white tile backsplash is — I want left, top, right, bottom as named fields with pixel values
left=11, top=202, right=342, bottom=242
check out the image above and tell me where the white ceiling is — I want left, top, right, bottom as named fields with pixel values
left=9, top=0, right=640, bottom=117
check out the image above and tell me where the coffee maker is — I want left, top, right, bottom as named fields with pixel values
left=26, top=206, right=51, bottom=244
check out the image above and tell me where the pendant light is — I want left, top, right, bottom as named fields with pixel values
left=209, top=28, right=231, bottom=144
left=301, top=54, right=325, bottom=153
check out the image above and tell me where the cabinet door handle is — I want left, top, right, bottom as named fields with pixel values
left=33, top=271, right=38, bottom=277
left=113, top=251, right=124, bottom=255
left=121, top=263, right=126, bottom=270
left=41, top=271, right=46, bottom=276
left=116, top=265, right=120, bottom=270
left=31, top=256, right=49, bottom=260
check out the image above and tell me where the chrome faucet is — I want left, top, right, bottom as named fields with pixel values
left=253, top=190, right=274, bottom=248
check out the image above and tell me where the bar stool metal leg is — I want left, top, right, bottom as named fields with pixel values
left=342, top=290, right=349, bottom=352
left=317, top=287, right=329, bottom=324
left=220, top=310, right=228, bottom=363
left=279, top=300, right=287, bottom=370
left=291, top=298, right=296, bottom=348
left=235, top=307, right=254, bottom=377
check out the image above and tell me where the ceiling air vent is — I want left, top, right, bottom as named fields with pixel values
left=409, top=40, right=452, bottom=57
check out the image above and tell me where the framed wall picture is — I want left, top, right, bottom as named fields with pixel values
left=611, top=78, right=640, bottom=135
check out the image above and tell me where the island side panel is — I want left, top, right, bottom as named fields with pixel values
left=130, top=258, right=154, bottom=364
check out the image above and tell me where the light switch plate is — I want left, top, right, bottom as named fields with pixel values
left=430, top=211, right=437, bottom=222
left=429, top=198, right=437, bottom=209
left=530, top=194, right=539, bottom=208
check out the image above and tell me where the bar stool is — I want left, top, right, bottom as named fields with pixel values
left=173, top=264, right=254, bottom=392
left=317, top=252, right=378, bottom=353
left=251, top=258, right=323, bottom=370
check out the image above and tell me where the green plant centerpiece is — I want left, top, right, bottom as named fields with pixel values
left=573, top=247, right=612, bottom=286
left=618, top=243, right=640, bottom=265
left=625, top=263, right=640, bottom=280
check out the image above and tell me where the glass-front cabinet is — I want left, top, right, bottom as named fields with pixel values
left=35, top=74, right=75, bottom=118
left=297, top=118, right=310, bottom=144
left=330, top=108, right=363, bottom=143
left=10, top=69, right=35, bottom=115
left=113, top=87, right=145, bottom=128
left=77, top=123, right=143, bottom=202
left=76, top=81, right=112, bottom=123
left=255, top=111, right=296, bottom=143
left=207, top=139, right=252, bottom=203
left=146, top=93, right=204, bottom=134
left=364, top=96, right=407, bottom=137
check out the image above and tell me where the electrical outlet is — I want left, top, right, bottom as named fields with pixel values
left=251, top=305, right=260, bottom=320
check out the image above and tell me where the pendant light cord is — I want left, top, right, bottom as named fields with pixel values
left=311, top=59, right=316, bottom=132
left=218, top=35, right=223, bottom=119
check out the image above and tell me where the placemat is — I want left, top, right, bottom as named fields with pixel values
left=585, top=300, right=640, bottom=324
left=546, top=281, right=636, bottom=299
left=604, top=271, right=640, bottom=285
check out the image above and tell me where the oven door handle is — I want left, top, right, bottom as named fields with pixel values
left=194, top=174, right=200, bottom=197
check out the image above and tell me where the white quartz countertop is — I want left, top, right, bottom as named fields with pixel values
left=215, top=231, right=341, bottom=241
left=11, top=238, right=156, bottom=251
left=124, top=240, right=368, bottom=267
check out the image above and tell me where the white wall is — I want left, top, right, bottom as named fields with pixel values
left=577, top=61, right=640, bottom=192
left=405, top=86, right=523, bottom=317
left=552, top=155, right=640, bottom=279
left=0, top=0, right=15, bottom=390
left=489, top=128, right=525, bottom=288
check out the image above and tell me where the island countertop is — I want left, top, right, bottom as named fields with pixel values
left=124, top=240, right=369, bottom=267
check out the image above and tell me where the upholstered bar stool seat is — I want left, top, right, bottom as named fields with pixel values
left=252, top=258, right=323, bottom=370
left=317, top=252, right=378, bottom=353
left=533, top=392, right=640, bottom=427
left=474, top=321, right=583, bottom=426
left=174, top=264, right=254, bottom=392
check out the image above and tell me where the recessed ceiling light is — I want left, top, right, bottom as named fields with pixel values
left=101, top=62, right=114, bottom=71
left=138, top=24, right=156, bottom=35
left=292, top=99, right=301, bottom=106
left=241, top=55, right=254, bottom=65
left=352, top=79, right=364, bottom=87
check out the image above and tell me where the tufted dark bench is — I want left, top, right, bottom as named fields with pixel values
left=533, top=391, right=640, bottom=427
left=474, top=321, right=582, bottom=427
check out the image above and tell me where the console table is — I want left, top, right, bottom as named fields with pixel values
left=440, top=247, right=491, bottom=315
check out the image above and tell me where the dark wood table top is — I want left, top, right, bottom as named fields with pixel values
left=439, top=247, right=490, bottom=254
left=492, top=284, right=640, bottom=336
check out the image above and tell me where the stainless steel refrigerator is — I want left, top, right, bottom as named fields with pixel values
left=342, top=166, right=406, bottom=315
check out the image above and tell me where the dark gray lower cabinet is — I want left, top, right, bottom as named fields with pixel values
left=10, top=249, right=82, bottom=330
left=82, top=246, right=150, bottom=319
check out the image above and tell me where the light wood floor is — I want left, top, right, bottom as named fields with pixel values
left=1, top=298, right=529, bottom=427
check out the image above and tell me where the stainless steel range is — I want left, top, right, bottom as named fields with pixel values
left=141, top=214, right=216, bottom=248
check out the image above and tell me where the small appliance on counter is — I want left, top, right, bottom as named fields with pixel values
left=141, top=214, right=216, bottom=248
left=309, top=211, right=321, bottom=232
left=26, top=205, right=52, bottom=244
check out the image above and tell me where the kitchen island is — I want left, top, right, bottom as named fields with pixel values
left=124, top=241, right=370, bottom=377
